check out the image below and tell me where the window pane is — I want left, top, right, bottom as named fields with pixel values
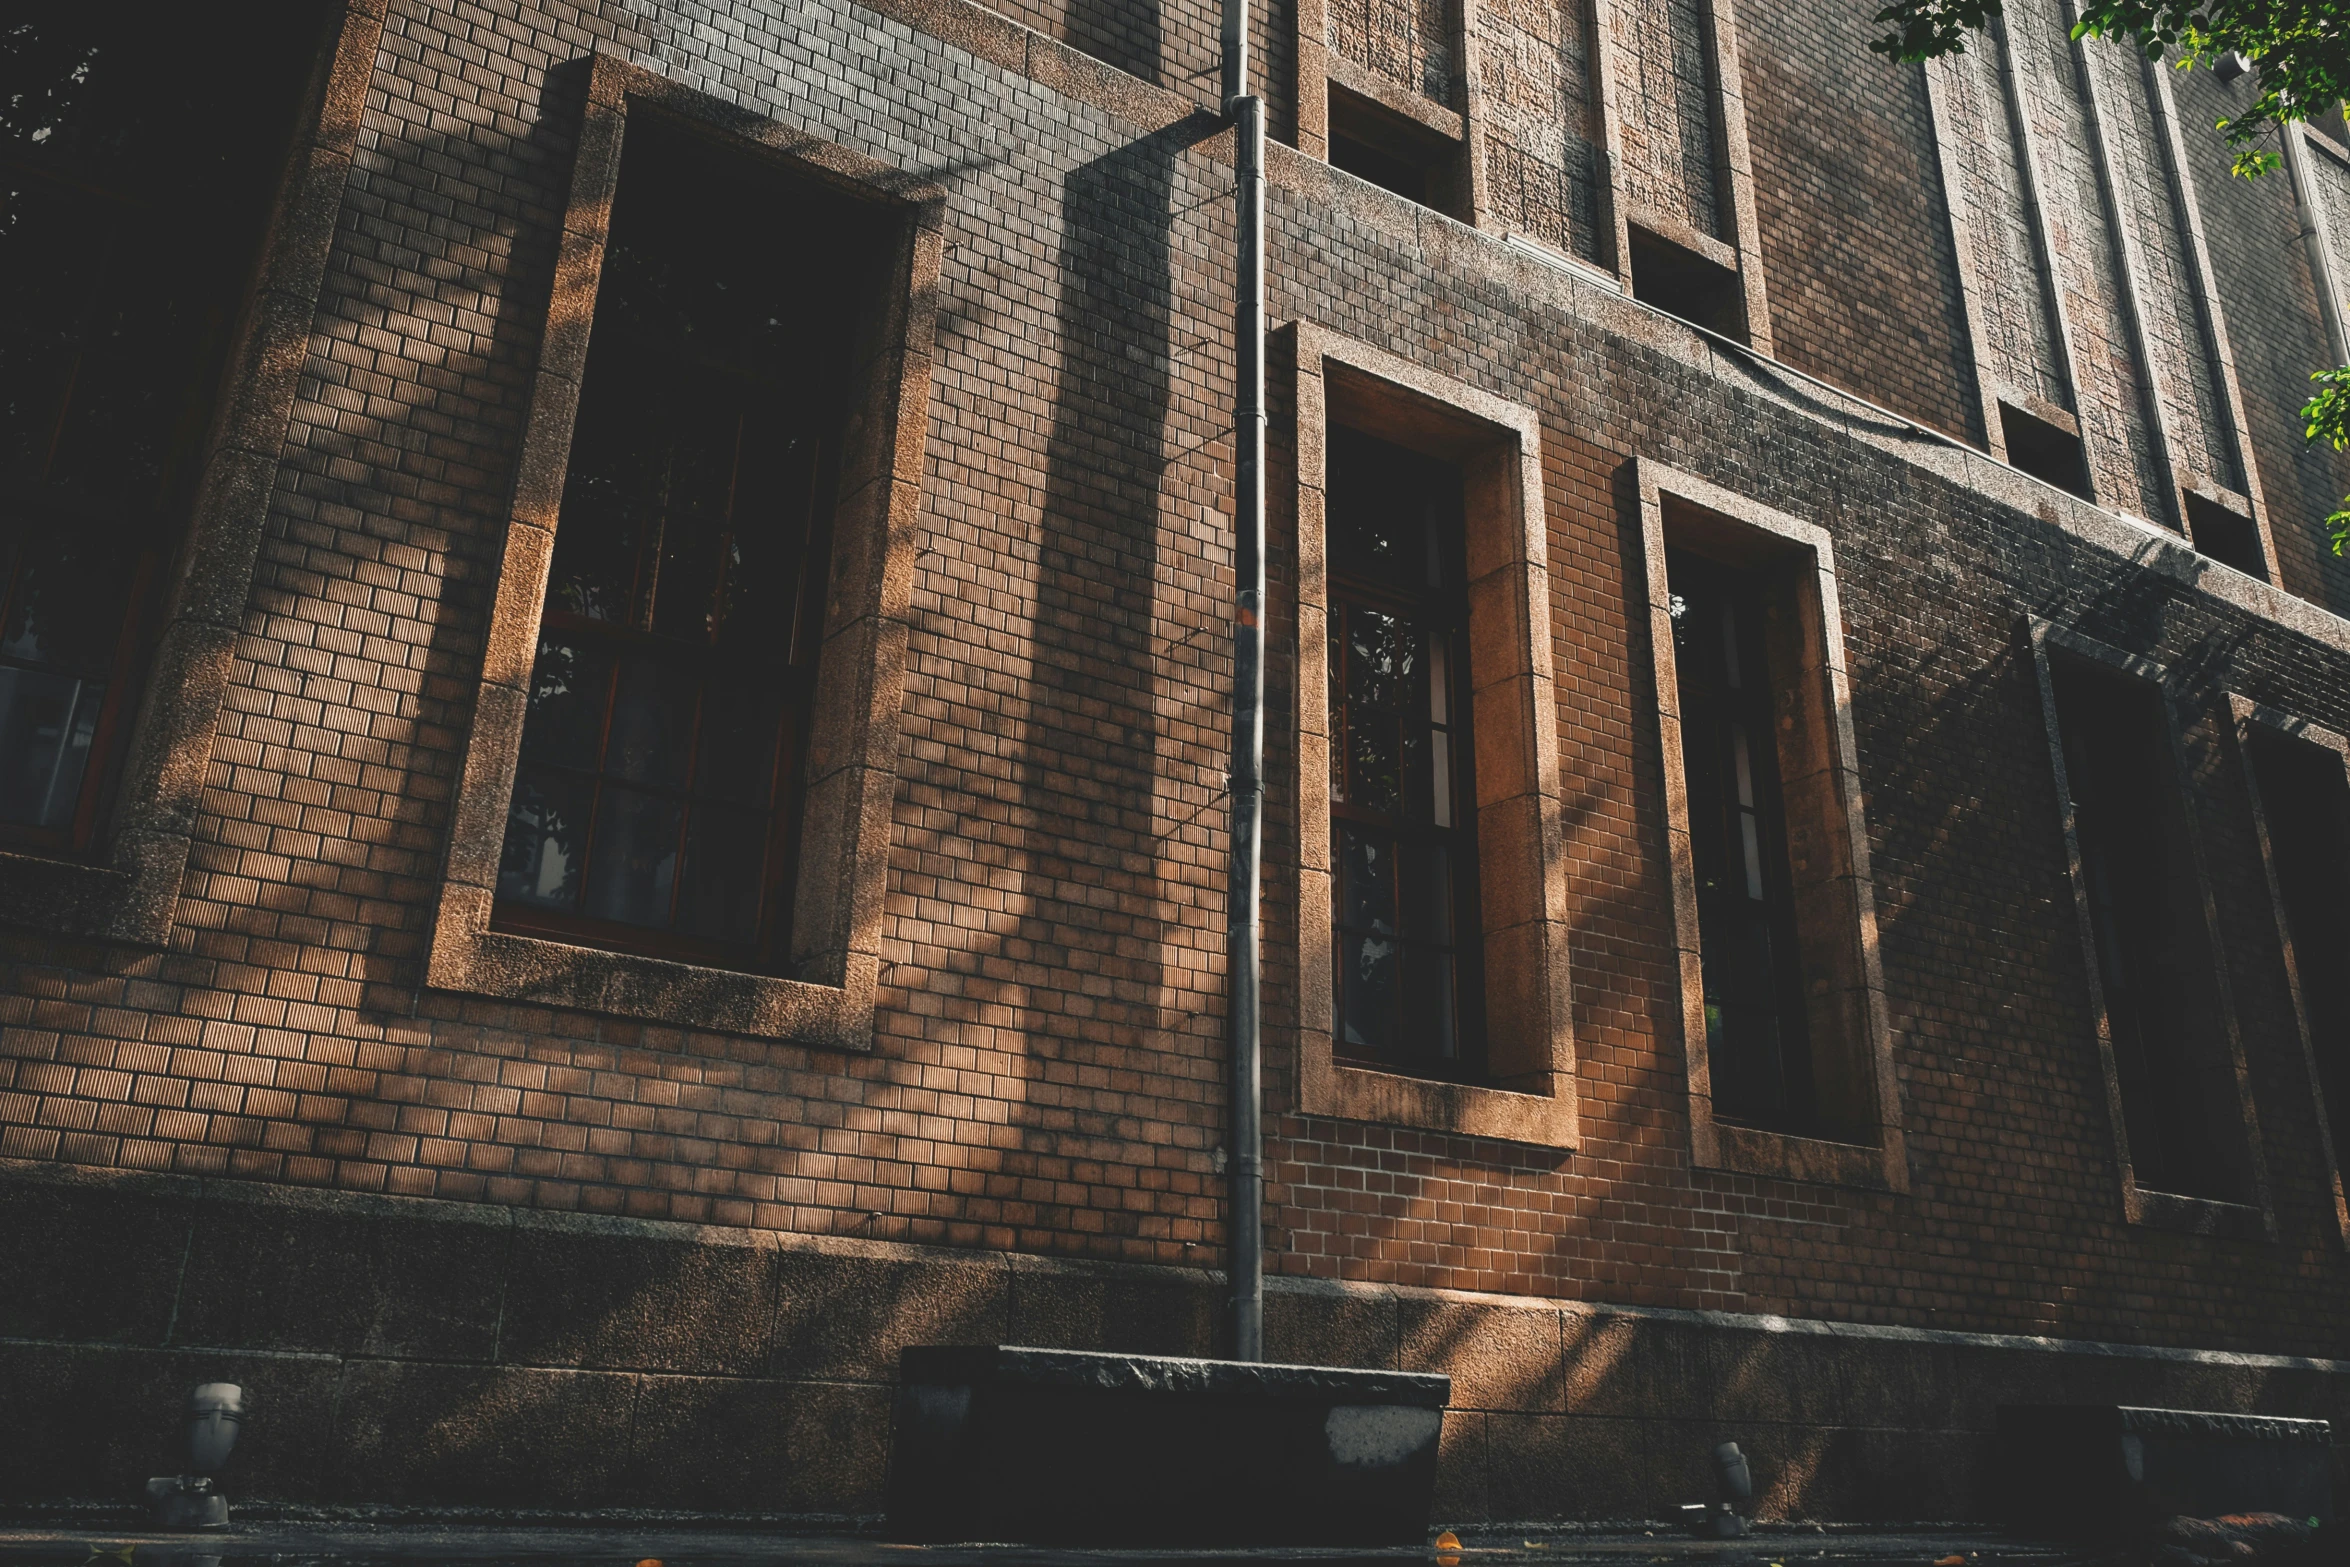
left=547, top=388, right=665, bottom=625
left=497, top=767, right=596, bottom=910
left=649, top=405, right=739, bottom=642
left=582, top=784, right=684, bottom=928
left=1346, top=604, right=1421, bottom=712
left=695, top=680, right=784, bottom=805
left=2, top=527, right=139, bottom=675
left=0, top=665, right=99, bottom=829
left=1340, top=826, right=1396, bottom=935
left=520, top=637, right=614, bottom=772
left=1346, top=709, right=1405, bottom=816
left=676, top=803, right=767, bottom=944
left=1340, top=928, right=1399, bottom=1059
left=718, top=423, right=821, bottom=659
left=1400, top=840, right=1453, bottom=944
left=1402, top=945, right=1458, bottom=1061
left=601, top=655, right=698, bottom=789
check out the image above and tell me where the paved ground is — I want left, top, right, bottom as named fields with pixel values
left=0, top=1520, right=2106, bottom=1567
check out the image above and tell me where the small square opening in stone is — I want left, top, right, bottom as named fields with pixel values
left=2185, top=490, right=2268, bottom=580
left=1627, top=224, right=1745, bottom=340
left=1998, top=399, right=2092, bottom=501
left=1327, top=84, right=1458, bottom=214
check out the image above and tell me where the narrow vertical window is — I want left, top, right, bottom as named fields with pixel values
left=1667, top=549, right=1814, bottom=1132
left=2247, top=731, right=2350, bottom=1136
left=1328, top=428, right=1484, bottom=1078
left=492, top=120, right=862, bottom=970
left=0, top=11, right=315, bottom=851
left=2048, top=659, right=2240, bottom=1201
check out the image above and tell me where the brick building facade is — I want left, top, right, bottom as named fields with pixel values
left=5, top=0, right=2350, bottom=1525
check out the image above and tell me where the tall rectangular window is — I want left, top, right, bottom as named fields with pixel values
left=1327, top=428, right=1484, bottom=1078
left=492, top=119, right=864, bottom=971
left=2048, top=657, right=2242, bottom=1202
left=1667, top=548, right=1815, bottom=1132
left=0, top=10, right=315, bottom=851
left=2247, top=731, right=2350, bottom=1137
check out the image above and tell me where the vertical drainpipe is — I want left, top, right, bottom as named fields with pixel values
left=1223, top=0, right=1267, bottom=1363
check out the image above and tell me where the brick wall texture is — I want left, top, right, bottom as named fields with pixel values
left=8, top=0, right=2350, bottom=1515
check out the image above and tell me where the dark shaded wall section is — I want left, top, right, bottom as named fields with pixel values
left=1732, top=0, right=1983, bottom=443
left=6, top=1163, right=2348, bottom=1521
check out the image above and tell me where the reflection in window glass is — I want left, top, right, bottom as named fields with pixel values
left=1327, top=427, right=1481, bottom=1079
left=0, top=10, right=313, bottom=849
left=491, top=118, right=876, bottom=970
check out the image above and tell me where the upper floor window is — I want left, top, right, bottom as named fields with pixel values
left=1327, top=427, right=1484, bottom=1079
left=0, top=11, right=312, bottom=851
left=2244, top=727, right=2350, bottom=1143
left=2048, top=656, right=2245, bottom=1202
left=491, top=118, right=858, bottom=972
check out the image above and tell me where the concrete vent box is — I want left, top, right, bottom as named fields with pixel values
left=1997, top=1405, right=2333, bottom=1536
left=886, top=1345, right=1450, bottom=1545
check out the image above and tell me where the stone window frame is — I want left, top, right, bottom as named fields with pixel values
left=423, top=55, right=941, bottom=1049
left=1292, top=0, right=1771, bottom=349
left=2026, top=619, right=2276, bottom=1242
left=1288, top=322, right=1578, bottom=1148
left=0, top=0, right=389, bottom=947
left=2226, top=694, right=2350, bottom=1246
left=1632, top=459, right=1908, bottom=1193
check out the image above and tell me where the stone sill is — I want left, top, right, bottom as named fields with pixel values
left=2129, top=1184, right=2277, bottom=1243
left=1702, top=1121, right=1905, bottom=1193
left=427, top=920, right=874, bottom=1049
left=1299, top=1056, right=1577, bottom=1149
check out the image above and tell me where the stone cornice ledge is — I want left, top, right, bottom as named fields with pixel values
left=845, top=0, right=2350, bottom=661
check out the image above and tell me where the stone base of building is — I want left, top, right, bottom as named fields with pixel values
left=4, top=1159, right=2344, bottom=1523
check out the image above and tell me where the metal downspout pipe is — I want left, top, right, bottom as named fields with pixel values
left=1223, top=0, right=1267, bottom=1363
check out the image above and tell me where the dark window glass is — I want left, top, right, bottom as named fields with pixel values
left=492, top=119, right=870, bottom=970
left=2049, top=660, right=2231, bottom=1199
left=1328, top=428, right=1482, bottom=1077
left=2248, top=732, right=2350, bottom=1141
left=0, top=11, right=315, bottom=849
left=1668, top=549, right=1816, bottom=1131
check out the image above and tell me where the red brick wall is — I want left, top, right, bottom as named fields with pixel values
left=4, top=0, right=2350, bottom=1375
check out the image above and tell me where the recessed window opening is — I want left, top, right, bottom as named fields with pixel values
left=1628, top=225, right=1745, bottom=339
left=492, top=118, right=883, bottom=972
left=1327, top=86, right=1454, bottom=213
left=1328, top=427, right=1486, bottom=1081
left=1668, top=547, right=1816, bottom=1133
left=2184, top=491, right=2268, bottom=580
left=1998, top=400, right=2092, bottom=500
left=0, top=7, right=318, bottom=852
left=2248, top=730, right=2350, bottom=1138
left=2049, top=657, right=2245, bottom=1202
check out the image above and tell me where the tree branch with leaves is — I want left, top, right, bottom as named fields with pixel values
left=1872, top=0, right=2350, bottom=553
